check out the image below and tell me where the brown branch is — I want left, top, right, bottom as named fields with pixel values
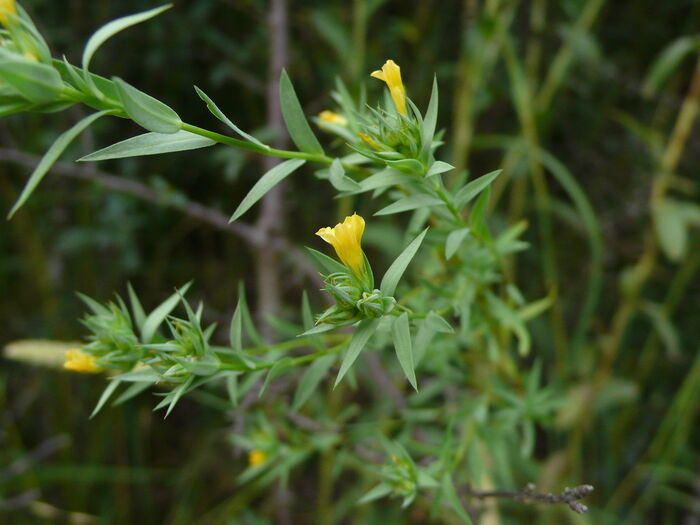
left=464, top=483, right=595, bottom=514
left=0, top=147, right=324, bottom=289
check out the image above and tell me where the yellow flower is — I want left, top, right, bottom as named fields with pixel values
left=63, top=349, right=101, bottom=373
left=0, top=0, right=17, bottom=27
left=358, top=133, right=381, bottom=150
left=316, top=213, right=366, bottom=276
left=318, top=110, right=348, bottom=127
left=371, top=59, right=407, bottom=115
left=248, top=449, right=267, bottom=467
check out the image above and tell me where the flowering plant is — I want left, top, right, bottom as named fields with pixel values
left=1, top=2, right=599, bottom=521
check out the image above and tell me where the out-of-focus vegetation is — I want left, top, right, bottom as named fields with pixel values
left=2, top=0, right=700, bottom=524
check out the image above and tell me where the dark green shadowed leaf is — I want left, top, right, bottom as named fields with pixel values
left=80, top=130, right=214, bottom=161
left=113, top=77, right=181, bottom=134
left=392, top=313, right=417, bottom=390
left=380, top=228, right=429, bottom=297
left=229, top=159, right=305, bottom=222
left=334, top=319, right=379, bottom=387
left=279, top=69, right=324, bottom=155
left=441, top=474, right=473, bottom=524
left=8, top=110, right=110, bottom=219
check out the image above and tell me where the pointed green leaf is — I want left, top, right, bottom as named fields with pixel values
left=392, top=313, right=417, bottom=390
left=375, top=195, right=444, bottom=216
left=230, top=297, right=255, bottom=369
left=426, top=160, right=454, bottom=178
left=442, top=474, right=473, bottom=524
left=328, top=158, right=361, bottom=192
left=0, top=55, right=63, bottom=104
left=305, top=247, right=348, bottom=275
left=445, top=228, right=470, bottom=260
left=259, top=358, right=294, bottom=397
left=8, top=110, right=110, bottom=219
left=141, top=282, right=192, bottom=343
left=90, top=380, right=120, bottom=419
left=468, top=186, right=491, bottom=239
left=127, top=283, right=147, bottom=332
left=425, top=311, right=454, bottom=333
left=380, top=228, right=429, bottom=297
left=79, top=130, right=214, bottom=161
left=334, top=319, right=379, bottom=387
left=113, top=76, right=181, bottom=134
left=229, top=159, right=305, bottom=222
left=113, top=382, right=151, bottom=406
left=421, top=76, right=439, bottom=158
left=279, top=69, right=324, bottom=155
left=83, top=5, right=172, bottom=77
left=358, top=483, right=393, bottom=504
left=194, top=85, right=267, bottom=147
left=454, top=169, right=501, bottom=209
left=293, top=354, right=336, bottom=410
left=225, top=372, right=239, bottom=407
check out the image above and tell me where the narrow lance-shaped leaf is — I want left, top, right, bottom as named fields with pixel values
left=8, top=110, right=110, bottom=219
left=90, top=380, right=121, bottom=419
left=420, top=76, right=439, bottom=159
left=82, top=4, right=172, bottom=95
left=380, top=227, right=429, bottom=297
left=230, top=159, right=305, bottom=222
left=445, top=228, right=470, bottom=260
left=113, top=77, right=181, bottom=134
left=194, top=86, right=267, bottom=147
left=306, top=247, right=349, bottom=275
left=79, top=130, right=215, bottom=162
left=141, top=282, right=192, bottom=343
left=375, top=195, right=444, bottom=216
left=293, top=354, right=336, bottom=410
left=230, top=297, right=255, bottom=369
left=334, top=319, right=380, bottom=387
left=392, top=313, right=417, bottom=390
left=454, top=169, right=501, bottom=209
left=0, top=56, right=64, bottom=104
left=279, top=69, right=324, bottom=155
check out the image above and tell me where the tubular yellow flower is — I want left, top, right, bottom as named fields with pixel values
left=63, top=349, right=101, bottom=373
left=248, top=449, right=267, bottom=467
left=371, top=59, right=407, bottom=115
left=0, top=0, right=17, bottom=27
left=316, top=213, right=366, bottom=276
left=318, top=110, right=348, bottom=127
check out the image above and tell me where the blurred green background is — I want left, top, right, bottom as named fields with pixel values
left=2, top=0, right=700, bottom=523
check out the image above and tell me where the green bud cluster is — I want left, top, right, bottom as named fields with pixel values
left=354, top=108, right=423, bottom=164
left=316, top=272, right=396, bottom=327
left=80, top=301, right=141, bottom=371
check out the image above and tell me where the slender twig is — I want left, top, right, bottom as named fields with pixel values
left=254, top=0, right=290, bottom=342
left=464, top=483, right=595, bottom=514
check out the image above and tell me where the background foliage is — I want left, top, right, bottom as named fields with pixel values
left=2, top=0, right=700, bottom=523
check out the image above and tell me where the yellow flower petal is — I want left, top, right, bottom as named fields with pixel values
left=0, top=0, right=17, bottom=27
left=371, top=59, right=406, bottom=115
left=63, top=349, right=101, bottom=373
left=248, top=449, right=267, bottom=467
left=315, top=213, right=366, bottom=275
left=318, top=110, right=348, bottom=126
